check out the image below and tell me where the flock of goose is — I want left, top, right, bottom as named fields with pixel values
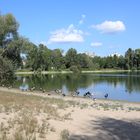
left=54, top=89, right=109, bottom=100
left=1, top=84, right=109, bottom=99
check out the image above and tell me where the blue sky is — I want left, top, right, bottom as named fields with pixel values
left=0, top=0, right=140, bottom=56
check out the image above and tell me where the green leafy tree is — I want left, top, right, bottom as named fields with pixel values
left=134, top=49, right=140, bottom=69
left=51, top=49, right=64, bottom=70
left=2, top=39, right=23, bottom=68
left=0, top=56, right=15, bottom=84
left=0, top=13, right=19, bottom=48
left=118, top=56, right=126, bottom=69
left=125, top=48, right=134, bottom=69
left=65, top=48, right=78, bottom=68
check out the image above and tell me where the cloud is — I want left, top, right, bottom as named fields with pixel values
left=92, top=20, right=126, bottom=34
left=48, top=24, right=84, bottom=44
left=91, top=42, right=103, bottom=47
left=79, top=14, right=86, bottom=25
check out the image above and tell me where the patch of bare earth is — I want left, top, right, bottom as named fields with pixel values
left=0, top=88, right=140, bottom=140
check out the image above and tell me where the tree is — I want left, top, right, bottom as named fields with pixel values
left=0, top=13, right=25, bottom=69
left=65, top=48, right=78, bottom=68
left=125, top=48, right=134, bottom=69
left=0, top=56, right=15, bottom=84
left=26, top=44, right=53, bottom=71
left=0, top=13, right=19, bottom=48
left=2, top=39, right=23, bottom=68
left=118, top=56, right=126, bottom=69
left=51, top=49, right=64, bottom=70
left=134, top=49, right=140, bottom=69
left=26, top=45, right=38, bottom=70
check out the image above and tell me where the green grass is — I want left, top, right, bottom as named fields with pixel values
left=16, top=69, right=140, bottom=75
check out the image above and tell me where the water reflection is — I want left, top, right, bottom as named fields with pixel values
left=19, top=77, right=29, bottom=91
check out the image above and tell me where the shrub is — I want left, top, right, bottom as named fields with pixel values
left=0, top=56, right=15, bottom=84
left=70, top=65, right=80, bottom=73
left=60, top=129, right=69, bottom=140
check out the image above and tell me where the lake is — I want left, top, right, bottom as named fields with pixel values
left=15, top=72, right=140, bottom=102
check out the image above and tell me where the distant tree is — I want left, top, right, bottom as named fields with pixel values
left=65, top=48, right=78, bottom=68
left=125, top=48, right=134, bottom=69
left=134, top=49, right=140, bottom=69
left=26, top=44, right=53, bottom=71
left=92, top=56, right=101, bottom=69
left=51, top=49, right=64, bottom=70
left=118, top=56, right=126, bottom=69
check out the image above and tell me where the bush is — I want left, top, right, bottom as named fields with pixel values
left=60, top=129, right=69, bottom=140
left=137, top=66, right=140, bottom=70
left=131, top=67, right=137, bottom=71
left=70, top=65, right=80, bottom=73
left=0, top=56, right=15, bottom=84
left=37, top=68, right=42, bottom=73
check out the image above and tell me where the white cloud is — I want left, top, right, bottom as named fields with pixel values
left=48, top=24, right=84, bottom=44
left=92, top=20, right=126, bottom=34
left=91, top=42, right=103, bottom=47
left=79, top=14, right=86, bottom=25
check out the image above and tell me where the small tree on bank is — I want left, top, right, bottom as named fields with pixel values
left=0, top=56, right=15, bottom=84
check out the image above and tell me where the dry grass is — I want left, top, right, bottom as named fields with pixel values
left=0, top=91, right=140, bottom=140
left=0, top=91, right=76, bottom=140
left=60, top=129, right=69, bottom=140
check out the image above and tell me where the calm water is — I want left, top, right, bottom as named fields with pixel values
left=15, top=72, right=140, bottom=102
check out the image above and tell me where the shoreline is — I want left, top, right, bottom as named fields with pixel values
left=15, top=69, right=140, bottom=75
left=0, top=86, right=140, bottom=105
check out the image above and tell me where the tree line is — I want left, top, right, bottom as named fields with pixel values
left=24, top=45, right=140, bottom=72
left=0, top=12, right=140, bottom=79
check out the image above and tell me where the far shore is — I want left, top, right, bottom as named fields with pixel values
left=15, top=69, right=140, bottom=75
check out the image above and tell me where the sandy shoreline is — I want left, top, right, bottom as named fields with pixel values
left=0, top=86, right=140, bottom=104
left=0, top=87, right=140, bottom=140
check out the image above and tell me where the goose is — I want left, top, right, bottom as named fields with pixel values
left=55, top=89, right=62, bottom=94
left=62, top=93, right=66, bottom=97
left=84, top=91, right=92, bottom=98
left=8, top=86, right=12, bottom=89
left=31, top=87, right=35, bottom=91
left=42, top=89, right=45, bottom=93
left=75, top=90, right=80, bottom=95
left=104, top=93, right=108, bottom=99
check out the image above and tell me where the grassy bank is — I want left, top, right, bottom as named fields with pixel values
left=16, top=69, right=140, bottom=75
left=16, top=70, right=72, bottom=75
